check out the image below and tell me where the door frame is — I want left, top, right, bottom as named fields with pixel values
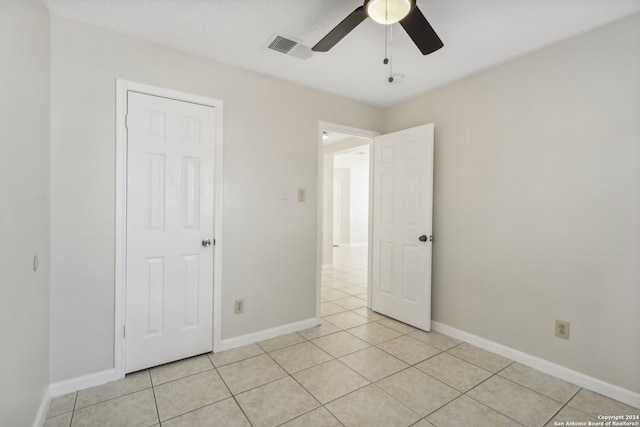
left=316, top=121, right=379, bottom=319
left=115, top=79, right=224, bottom=378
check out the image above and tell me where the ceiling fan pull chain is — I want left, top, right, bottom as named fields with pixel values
left=384, top=21, right=389, bottom=65
left=383, top=0, right=389, bottom=65
left=388, top=24, right=394, bottom=83
left=385, top=0, right=388, bottom=23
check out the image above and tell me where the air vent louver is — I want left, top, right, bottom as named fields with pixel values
left=268, top=36, right=297, bottom=54
left=266, top=35, right=314, bottom=60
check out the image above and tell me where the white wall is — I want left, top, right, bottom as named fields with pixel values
left=49, top=16, right=383, bottom=383
left=322, top=153, right=334, bottom=266
left=350, top=167, right=369, bottom=245
left=332, top=168, right=351, bottom=245
left=334, top=148, right=370, bottom=245
left=0, top=0, right=51, bottom=424
left=385, top=12, right=640, bottom=394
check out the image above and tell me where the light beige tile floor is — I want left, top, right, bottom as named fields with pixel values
left=44, top=245, right=639, bottom=427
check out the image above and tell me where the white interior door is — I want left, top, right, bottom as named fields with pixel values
left=371, top=124, right=434, bottom=331
left=125, top=91, right=215, bottom=373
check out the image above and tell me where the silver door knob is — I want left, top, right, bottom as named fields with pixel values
left=202, top=239, right=212, bottom=247
left=419, top=235, right=428, bottom=242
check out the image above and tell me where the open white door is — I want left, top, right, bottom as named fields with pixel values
left=125, top=91, right=215, bottom=373
left=371, top=124, right=434, bottom=331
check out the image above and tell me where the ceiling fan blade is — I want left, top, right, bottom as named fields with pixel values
left=312, top=6, right=368, bottom=52
left=400, top=6, right=443, bottom=55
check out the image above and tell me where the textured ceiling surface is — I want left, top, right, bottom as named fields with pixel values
left=43, top=0, right=640, bottom=107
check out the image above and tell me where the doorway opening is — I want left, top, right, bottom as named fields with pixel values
left=318, top=123, right=377, bottom=319
left=317, top=121, right=435, bottom=332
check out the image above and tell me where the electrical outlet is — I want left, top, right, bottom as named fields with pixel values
left=555, top=319, right=570, bottom=340
left=234, top=299, right=244, bottom=314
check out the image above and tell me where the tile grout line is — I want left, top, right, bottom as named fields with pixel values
left=314, top=310, right=459, bottom=425
left=153, top=362, right=241, bottom=425
left=213, top=363, right=255, bottom=426
left=68, top=391, right=78, bottom=427
left=442, top=344, right=512, bottom=375
left=70, top=385, right=153, bottom=412
left=375, top=366, right=456, bottom=416
left=369, top=344, right=481, bottom=424
left=542, top=386, right=585, bottom=426
left=255, top=332, right=307, bottom=354
left=458, top=371, right=527, bottom=425
left=496, top=368, right=579, bottom=405
left=253, top=347, right=328, bottom=425
left=148, top=368, right=162, bottom=425
left=260, top=308, right=403, bottom=426
left=416, top=344, right=528, bottom=425
left=265, top=353, right=329, bottom=425
left=150, top=365, right=217, bottom=387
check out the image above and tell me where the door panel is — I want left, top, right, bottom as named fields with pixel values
left=126, top=91, right=215, bottom=373
left=371, top=124, right=434, bottom=331
left=181, top=254, right=200, bottom=328
left=181, top=157, right=200, bottom=229
left=145, top=257, right=165, bottom=336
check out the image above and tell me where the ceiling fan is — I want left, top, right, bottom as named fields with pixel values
left=312, top=0, right=443, bottom=55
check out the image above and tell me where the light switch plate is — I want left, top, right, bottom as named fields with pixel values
left=297, top=188, right=305, bottom=202
left=234, top=299, right=244, bottom=314
left=555, top=319, right=570, bottom=340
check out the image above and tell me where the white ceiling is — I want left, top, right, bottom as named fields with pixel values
left=42, top=0, right=640, bottom=108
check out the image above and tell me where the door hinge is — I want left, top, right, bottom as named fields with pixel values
left=213, top=238, right=216, bottom=246
left=123, top=324, right=126, bottom=338
left=125, top=114, right=129, bottom=129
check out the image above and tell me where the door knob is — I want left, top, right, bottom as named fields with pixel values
left=419, top=235, right=428, bottom=242
left=202, top=239, right=212, bottom=247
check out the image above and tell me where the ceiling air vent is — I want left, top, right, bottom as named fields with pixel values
left=268, top=35, right=297, bottom=54
left=267, top=35, right=313, bottom=60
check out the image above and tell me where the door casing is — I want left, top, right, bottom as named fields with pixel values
left=115, top=79, right=224, bottom=378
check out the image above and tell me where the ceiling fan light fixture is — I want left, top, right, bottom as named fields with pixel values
left=365, top=0, right=414, bottom=25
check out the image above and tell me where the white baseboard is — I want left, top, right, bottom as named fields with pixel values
left=432, top=321, right=640, bottom=409
left=217, top=317, right=320, bottom=352
left=46, top=318, right=321, bottom=398
left=39, top=317, right=321, bottom=424
left=32, top=386, right=50, bottom=427
left=48, top=368, right=122, bottom=398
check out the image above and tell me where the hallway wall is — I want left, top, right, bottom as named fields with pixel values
left=0, top=0, right=51, bottom=425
